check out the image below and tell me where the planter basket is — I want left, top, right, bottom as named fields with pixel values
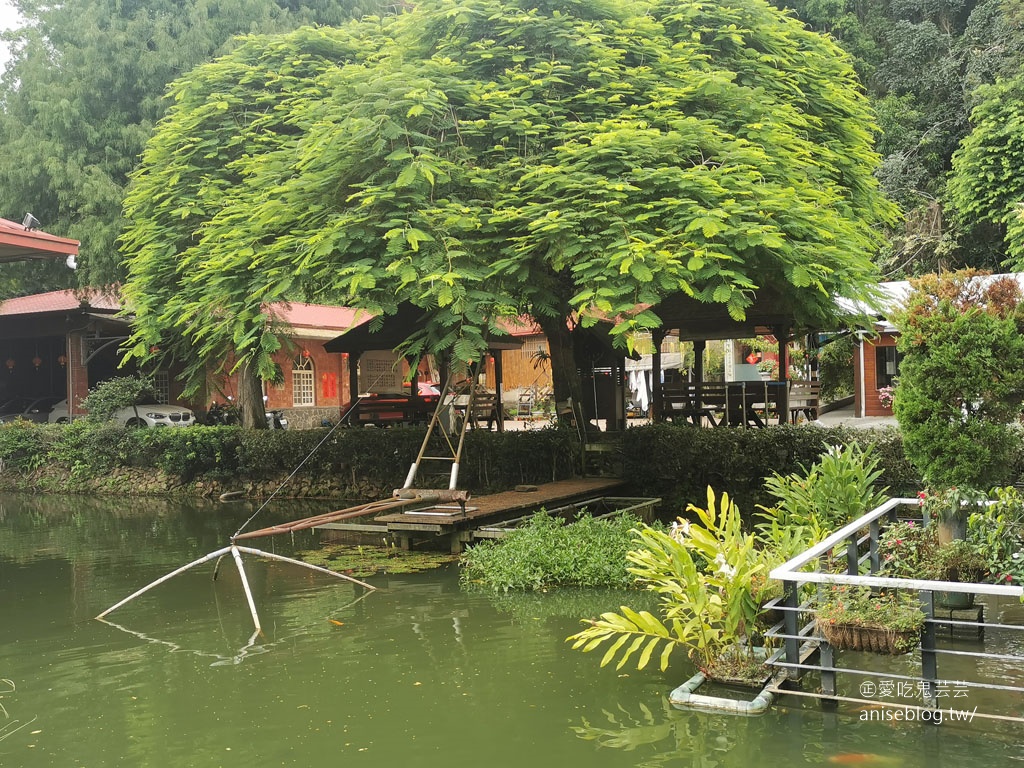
left=817, top=620, right=920, bottom=655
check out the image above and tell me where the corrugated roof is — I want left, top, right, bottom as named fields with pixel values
left=0, top=218, right=80, bottom=262
left=0, top=287, right=121, bottom=316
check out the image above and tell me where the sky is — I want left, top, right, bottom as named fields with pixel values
left=0, top=0, right=21, bottom=73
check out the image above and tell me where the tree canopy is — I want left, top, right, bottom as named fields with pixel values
left=0, top=0, right=386, bottom=290
left=947, top=71, right=1024, bottom=265
left=121, top=0, right=896, bottom=404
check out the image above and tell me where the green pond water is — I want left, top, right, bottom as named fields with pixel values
left=1, top=493, right=1022, bottom=767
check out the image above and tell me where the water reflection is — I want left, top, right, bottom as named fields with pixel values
left=2, top=493, right=1023, bottom=768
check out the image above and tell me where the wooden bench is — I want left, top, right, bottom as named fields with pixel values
left=789, top=380, right=821, bottom=423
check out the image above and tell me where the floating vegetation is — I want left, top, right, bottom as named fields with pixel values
left=295, top=543, right=459, bottom=577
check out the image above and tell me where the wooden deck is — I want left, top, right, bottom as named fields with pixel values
left=318, top=477, right=626, bottom=552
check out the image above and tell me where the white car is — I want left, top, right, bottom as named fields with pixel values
left=48, top=400, right=195, bottom=427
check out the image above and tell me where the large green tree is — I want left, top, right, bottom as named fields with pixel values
left=121, top=0, right=895, bottom=423
left=947, top=71, right=1024, bottom=265
left=0, top=0, right=384, bottom=291
left=771, top=0, right=1023, bottom=275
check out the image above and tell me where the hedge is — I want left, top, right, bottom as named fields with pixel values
left=0, top=419, right=995, bottom=510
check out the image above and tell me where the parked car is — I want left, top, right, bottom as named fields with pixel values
left=48, top=399, right=195, bottom=427
left=0, top=396, right=64, bottom=424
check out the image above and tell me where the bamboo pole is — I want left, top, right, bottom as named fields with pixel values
left=231, top=497, right=414, bottom=541
left=96, top=546, right=233, bottom=619
left=234, top=546, right=377, bottom=591
left=231, top=545, right=262, bottom=633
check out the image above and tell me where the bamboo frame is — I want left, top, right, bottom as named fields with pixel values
left=96, top=544, right=376, bottom=632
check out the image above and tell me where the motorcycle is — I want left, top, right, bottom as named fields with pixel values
left=202, top=401, right=239, bottom=426
left=266, top=409, right=288, bottom=430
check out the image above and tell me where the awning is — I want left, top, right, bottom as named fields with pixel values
left=0, top=218, right=79, bottom=263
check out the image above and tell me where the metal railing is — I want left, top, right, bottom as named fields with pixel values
left=765, top=497, right=1024, bottom=724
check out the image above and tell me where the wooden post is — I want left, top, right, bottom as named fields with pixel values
left=492, top=350, right=504, bottom=433
left=651, top=329, right=665, bottom=421
left=348, top=351, right=361, bottom=418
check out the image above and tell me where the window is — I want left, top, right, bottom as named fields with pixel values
left=875, top=345, right=902, bottom=389
left=153, top=371, right=170, bottom=404
left=293, top=355, right=314, bottom=406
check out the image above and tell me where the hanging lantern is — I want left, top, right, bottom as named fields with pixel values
left=149, top=345, right=160, bottom=354
left=5, top=358, right=14, bottom=372
left=302, top=349, right=311, bottom=358
left=57, top=354, right=67, bottom=368
left=32, top=356, right=42, bottom=369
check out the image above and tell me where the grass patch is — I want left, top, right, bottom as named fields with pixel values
left=295, top=543, right=459, bottom=577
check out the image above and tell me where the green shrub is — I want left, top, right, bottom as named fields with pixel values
left=759, top=442, right=888, bottom=533
left=459, top=511, right=644, bottom=592
left=619, top=424, right=915, bottom=519
left=79, top=375, right=156, bottom=422
left=0, top=421, right=50, bottom=471
left=893, top=271, right=1024, bottom=488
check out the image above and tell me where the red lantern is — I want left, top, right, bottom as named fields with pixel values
left=5, top=358, right=14, bottom=372
left=32, top=356, right=42, bottom=369
left=302, top=349, right=311, bottom=358
left=57, top=354, right=67, bottom=368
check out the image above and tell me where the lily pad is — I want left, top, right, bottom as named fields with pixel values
left=294, top=543, right=459, bottom=577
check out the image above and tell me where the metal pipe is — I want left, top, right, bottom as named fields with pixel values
left=231, top=545, right=262, bottom=633
left=234, top=546, right=376, bottom=591
left=96, top=545, right=233, bottom=619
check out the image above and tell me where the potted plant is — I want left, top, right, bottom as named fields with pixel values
left=919, top=486, right=985, bottom=543
left=924, top=539, right=988, bottom=609
left=568, top=489, right=773, bottom=686
left=816, top=585, right=924, bottom=655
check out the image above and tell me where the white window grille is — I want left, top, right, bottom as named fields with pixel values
left=292, top=355, right=315, bottom=407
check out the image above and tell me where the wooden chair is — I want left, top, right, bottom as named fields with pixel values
left=468, top=391, right=500, bottom=430
left=789, top=380, right=821, bottom=424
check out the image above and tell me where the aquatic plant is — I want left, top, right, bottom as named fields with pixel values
left=568, top=489, right=772, bottom=679
left=459, top=511, right=643, bottom=592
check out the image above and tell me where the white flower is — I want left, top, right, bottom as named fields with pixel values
left=670, top=519, right=691, bottom=542
left=714, top=552, right=736, bottom=579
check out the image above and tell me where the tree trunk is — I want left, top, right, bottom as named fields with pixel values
left=537, top=315, right=586, bottom=429
left=237, top=360, right=267, bottom=429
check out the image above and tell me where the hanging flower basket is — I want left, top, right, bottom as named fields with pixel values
left=816, top=619, right=920, bottom=655
left=816, top=586, right=924, bottom=655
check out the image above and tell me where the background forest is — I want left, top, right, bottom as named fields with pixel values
left=0, top=0, right=1021, bottom=299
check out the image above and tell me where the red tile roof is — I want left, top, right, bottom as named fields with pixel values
left=0, top=218, right=79, bottom=263
left=266, top=301, right=373, bottom=333
left=0, top=287, right=121, bottom=316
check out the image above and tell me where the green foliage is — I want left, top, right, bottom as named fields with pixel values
left=0, top=0, right=387, bottom=288
left=0, top=420, right=578, bottom=493
left=949, top=72, right=1024, bottom=264
left=568, top=489, right=772, bottom=677
left=818, top=334, right=855, bottom=401
left=121, top=0, right=895, bottom=397
left=893, top=271, right=1024, bottom=488
left=0, top=421, right=51, bottom=471
left=967, top=486, right=1024, bottom=584
left=459, top=511, right=643, bottom=593
left=878, top=520, right=937, bottom=578
left=619, top=423, right=914, bottom=516
left=79, top=375, right=156, bottom=422
left=758, top=442, right=888, bottom=533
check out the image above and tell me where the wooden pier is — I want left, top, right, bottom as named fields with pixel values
left=318, top=477, right=627, bottom=553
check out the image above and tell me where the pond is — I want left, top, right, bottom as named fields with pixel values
left=1, top=493, right=1021, bottom=767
